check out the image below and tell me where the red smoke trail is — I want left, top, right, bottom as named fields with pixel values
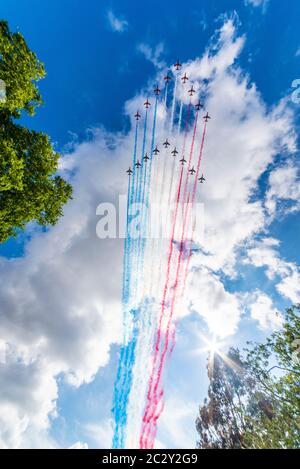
left=140, top=103, right=193, bottom=448
left=192, top=122, right=207, bottom=201
left=140, top=103, right=196, bottom=448
left=146, top=121, right=208, bottom=445
left=139, top=166, right=184, bottom=448
left=151, top=114, right=200, bottom=398
left=141, top=118, right=208, bottom=448
left=149, top=108, right=200, bottom=378
left=181, top=121, right=208, bottom=312
left=145, top=194, right=192, bottom=447
left=181, top=110, right=199, bottom=210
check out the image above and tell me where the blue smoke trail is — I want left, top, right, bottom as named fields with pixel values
left=114, top=112, right=149, bottom=441
left=138, top=110, right=148, bottom=206
left=122, top=121, right=139, bottom=305
left=121, top=110, right=149, bottom=392
left=112, top=95, right=159, bottom=448
left=112, top=100, right=159, bottom=447
left=112, top=120, right=139, bottom=448
left=134, top=110, right=148, bottom=283
left=112, top=311, right=139, bottom=448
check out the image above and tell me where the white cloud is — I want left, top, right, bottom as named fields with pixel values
left=0, top=132, right=125, bottom=447
left=83, top=420, right=113, bottom=449
left=245, top=0, right=269, bottom=9
left=0, top=17, right=298, bottom=448
left=107, top=10, right=128, bottom=33
left=277, top=270, right=300, bottom=304
left=248, top=291, right=282, bottom=330
left=188, top=268, right=241, bottom=338
left=170, top=19, right=296, bottom=336
left=265, top=163, right=300, bottom=215
left=137, top=43, right=166, bottom=69
left=68, top=441, right=89, bottom=449
left=157, top=396, right=198, bottom=449
left=245, top=238, right=300, bottom=303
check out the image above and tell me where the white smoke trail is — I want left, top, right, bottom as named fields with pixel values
left=170, top=74, right=178, bottom=132
left=177, top=99, right=183, bottom=134
left=149, top=76, right=178, bottom=300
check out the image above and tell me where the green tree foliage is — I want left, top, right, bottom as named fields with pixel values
left=0, top=20, right=72, bottom=242
left=196, top=306, right=300, bottom=449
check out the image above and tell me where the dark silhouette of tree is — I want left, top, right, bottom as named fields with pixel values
left=196, top=306, right=300, bottom=448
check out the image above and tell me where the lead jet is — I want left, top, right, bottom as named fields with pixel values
left=171, top=147, right=178, bottom=156
left=143, top=153, right=150, bottom=162
left=181, top=73, right=189, bottom=83
left=203, top=112, right=211, bottom=122
left=180, top=156, right=187, bottom=165
left=174, top=59, right=182, bottom=70
left=189, top=166, right=196, bottom=175
left=153, top=145, right=160, bottom=155
left=188, top=85, right=196, bottom=96
left=154, top=85, right=161, bottom=96
left=135, top=160, right=141, bottom=168
left=164, top=74, right=172, bottom=83
left=126, top=167, right=133, bottom=176
left=134, top=111, right=141, bottom=120
left=195, top=101, right=204, bottom=111
left=199, top=174, right=206, bottom=183
left=144, top=98, right=151, bottom=109
left=163, top=139, right=171, bottom=148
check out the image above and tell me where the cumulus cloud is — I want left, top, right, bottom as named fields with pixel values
left=188, top=268, right=241, bottom=338
left=0, top=132, right=125, bottom=447
left=245, top=238, right=300, bottom=303
left=277, top=270, right=300, bottom=304
left=173, top=19, right=295, bottom=334
left=0, top=17, right=298, bottom=447
left=248, top=291, right=282, bottom=330
left=107, top=10, right=128, bottom=33
left=137, top=43, right=166, bottom=69
left=265, top=163, right=300, bottom=215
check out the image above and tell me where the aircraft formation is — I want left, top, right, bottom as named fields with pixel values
left=114, top=58, right=211, bottom=450
left=126, top=60, right=211, bottom=186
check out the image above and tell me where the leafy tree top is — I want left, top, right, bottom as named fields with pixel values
left=0, top=20, right=72, bottom=242
left=0, top=20, right=44, bottom=117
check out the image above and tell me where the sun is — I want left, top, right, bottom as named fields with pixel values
left=191, top=330, right=227, bottom=359
left=201, top=334, right=224, bottom=357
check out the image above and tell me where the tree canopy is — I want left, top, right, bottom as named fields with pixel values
left=196, top=305, right=300, bottom=449
left=0, top=20, right=72, bottom=243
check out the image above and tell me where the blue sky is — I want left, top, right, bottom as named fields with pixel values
left=0, top=0, right=300, bottom=449
left=1, top=0, right=299, bottom=145
left=0, top=0, right=299, bottom=256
